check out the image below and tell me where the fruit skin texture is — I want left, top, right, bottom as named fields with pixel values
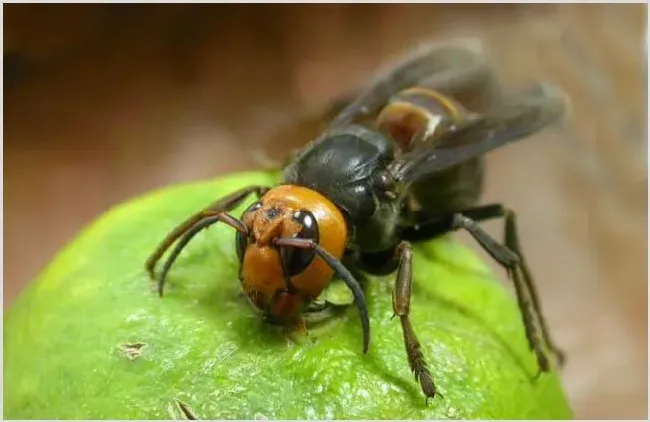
left=4, top=171, right=572, bottom=420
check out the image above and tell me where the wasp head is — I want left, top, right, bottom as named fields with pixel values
left=235, top=185, right=348, bottom=323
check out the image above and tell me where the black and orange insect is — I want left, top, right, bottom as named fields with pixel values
left=146, top=41, right=568, bottom=402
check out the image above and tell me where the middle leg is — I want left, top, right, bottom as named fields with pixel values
left=392, top=241, right=438, bottom=404
left=403, top=204, right=561, bottom=375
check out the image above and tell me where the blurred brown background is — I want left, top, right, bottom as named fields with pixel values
left=3, top=4, right=647, bottom=419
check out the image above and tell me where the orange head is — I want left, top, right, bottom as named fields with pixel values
left=235, top=185, right=349, bottom=324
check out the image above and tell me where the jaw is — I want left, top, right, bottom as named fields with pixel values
left=240, top=247, right=305, bottom=326
left=265, top=290, right=305, bottom=322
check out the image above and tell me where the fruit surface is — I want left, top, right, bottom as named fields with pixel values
left=4, top=171, right=572, bottom=419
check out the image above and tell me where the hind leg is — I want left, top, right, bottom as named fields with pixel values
left=402, top=203, right=565, bottom=374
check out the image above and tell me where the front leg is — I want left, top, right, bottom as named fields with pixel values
left=304, top=300, right=351, bottom=314
left=302, top=301, right=349, bottom=329
left=392, top=241, right=439, bottom=404
left=146, top=184, right=270, bottom=277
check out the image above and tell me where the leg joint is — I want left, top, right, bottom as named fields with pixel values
left=451, top=213, right=473, bottom=230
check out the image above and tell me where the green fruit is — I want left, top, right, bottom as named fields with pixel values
left=4, top=171, right=572, bottom=419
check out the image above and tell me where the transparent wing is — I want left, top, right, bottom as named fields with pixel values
left=389, top=84, right=570, bottom=185
left=327, top=38, right=491, bottom=130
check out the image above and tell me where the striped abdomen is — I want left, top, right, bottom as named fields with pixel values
left=376, top=87, right=469, bottom=152
left=377, top=87, right=484, bottom=214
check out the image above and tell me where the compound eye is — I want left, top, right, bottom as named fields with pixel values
left=280, top=210, right=319, bottom=277
left=236, top=200, right=262, bottom=261
left=235, top=230, right=247, bottom=262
